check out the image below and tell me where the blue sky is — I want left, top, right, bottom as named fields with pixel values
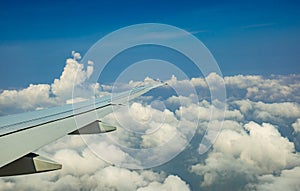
left=1, top=2, right=300, bottom=190
left=1, top=0, right=300, bottom=88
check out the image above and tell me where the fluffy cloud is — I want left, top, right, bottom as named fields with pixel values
left=225, top=74, right=300, bottom=102
left=0, top=135, right=191, bottom=191
left=245, top=167, right=300, bottom=191
left=225, top=75, right=263, bottom=89
left=88, top=101, right=198, bottom=169
left=1, top=53, right=300, bottom=191
left=233, top=99, right=300, bottom=123
left=0, top=51, right=98, bottom=115
left=191, top=121, right=300, bottom=189
left=0, top=84, right=53, bottom=115
left=137, top=175, right=190, bottom=191
left=166, top=74, right=300, bottom=103
left=292, top=119, right=300, bottom=133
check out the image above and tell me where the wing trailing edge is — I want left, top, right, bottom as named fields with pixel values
left=69, top=120, right=117, bottom=134
left=0, top=153, right=62, bottom=177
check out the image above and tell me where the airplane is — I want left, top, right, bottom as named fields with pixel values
left=0, top=81, right=165, bottom=176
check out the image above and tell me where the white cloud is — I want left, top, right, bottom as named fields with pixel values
left=292, top=119, right=300, bottom=133
left=234, top=99, right=300, bottom=120
left=1, top=52, right=300, bottom=191
left=0, top=134, right=189, bottom=191
left=166, top=94, right=198, bottom=107
left=71, top=50, right=81, bottom=60
left=92, top=166, right=150, bottom=191
left=234, top=99, right=253, bottom=113
left=2, top=69, right=299, bottom=116
left=165, top=74, right=300, bottom=103
left=0, top=84, right=54, bottom=115
left=190, top=77, right=207, bottom=87
left=225, top=74, right=300, bottom=102
left=191, top=121, right=300, bottom=188
left=0, top=52, right=99, bottom=115
left=165, top=75, right=199, bottom=97
left=93, top=101, right=197, bottom=168
left=53, top=149, right=107, bottom=176
left=51, top=52, right=95, bottom=102
left=254, top=102, right=300, bottom=119
left=225, top=74, right=263, bottom=89
left=137, top=175, right=190, bottom=191
left=245, top=167, right=300, bottom=191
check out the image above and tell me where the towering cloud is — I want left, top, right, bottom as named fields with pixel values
left=0, top=51, right=99, bottom=115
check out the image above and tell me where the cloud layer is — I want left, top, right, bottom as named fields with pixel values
left=0, top=53, right=300, bottom=191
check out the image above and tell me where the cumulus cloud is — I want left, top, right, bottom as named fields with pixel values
left=166, top=73, right=300, bottom=103
left=191, top=121, right=300, bottom=190
left=225, top=74, right=300, bottom=102
left=86, top=100, right=198, bottom=169
left=72, top=50, right=82, bottom=60
left=245, top=167, right=300, bottom=191
left=186, top=73, right=300, bottom=190
left=1, top=54, right=300, bottom=191
left=0, top=84, right=53, bottom=114
left=137, top=175, right=190, bottom=191
left=0, top=51, right=98, bottom=115
left=233, top=99, right=300, bottom=123
left=1, top=134, right=191, bottom=191
left=292, top=119, right=300, bottom=133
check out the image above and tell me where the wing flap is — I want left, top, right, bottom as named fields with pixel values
left=69, top=120, right=116, bottom=134
left=0, top=153, right=61, bottom=177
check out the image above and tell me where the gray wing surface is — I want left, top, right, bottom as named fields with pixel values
left=0, top=82, right=164, bottom=176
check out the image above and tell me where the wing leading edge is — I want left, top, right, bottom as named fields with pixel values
left=0, top=81, right=165, bottom=176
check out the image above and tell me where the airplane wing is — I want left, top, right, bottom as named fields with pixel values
left=0, top=81, right=165, bottom=176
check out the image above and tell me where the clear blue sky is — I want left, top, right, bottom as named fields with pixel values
left=0, top=0, right=300, bottom=89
